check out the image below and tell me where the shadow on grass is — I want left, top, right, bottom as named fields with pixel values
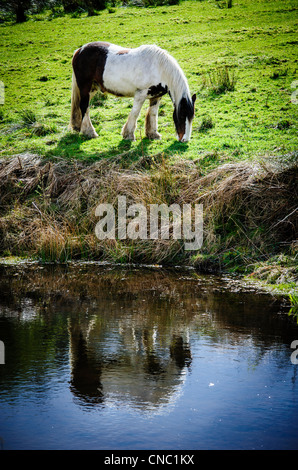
left=45, top=130, right=189, bottom=165
left=163, top=140, right=189, bottom=155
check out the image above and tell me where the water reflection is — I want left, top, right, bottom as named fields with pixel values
left=70, top=328, right=103, bottom=405
left=67, top=277, right=193, bottom=410
left=0, top=262, right=296, bottom=416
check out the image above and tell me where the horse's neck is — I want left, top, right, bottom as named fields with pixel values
left=142, top=45, right=189, bottom=105
left=159, top=53, right=190, bottom=105
left=168, top=77, right=189, bottom=107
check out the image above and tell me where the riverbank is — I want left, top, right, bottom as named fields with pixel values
left=0, top=152, right=297, bottom=297
left=0, top=1, right=297, bottom=298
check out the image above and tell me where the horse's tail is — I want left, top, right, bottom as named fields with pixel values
left=69, top=70, right=82, bottom=132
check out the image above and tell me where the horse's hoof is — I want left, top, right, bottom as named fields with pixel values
left=68, top=124, right=80, bottom=133
left=146, top=132, right=161, bottom=140
left=82, top=131, right=98, bottom=138
left=122, top=133, right=135, bottom=141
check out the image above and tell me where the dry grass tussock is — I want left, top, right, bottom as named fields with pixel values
left=0, top=152, right=297, bottom=267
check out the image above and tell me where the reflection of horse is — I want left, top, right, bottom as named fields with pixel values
left=68, top=318, right=192, bottom=410
left=69, top=326, right=103, bottom=405
left=70, top=42, right=196, bottom=142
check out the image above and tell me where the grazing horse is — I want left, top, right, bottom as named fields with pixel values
left=69, top=42, right=196, bottom=142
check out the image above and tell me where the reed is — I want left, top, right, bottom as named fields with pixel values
left=201, top=66, right=237, bottom=95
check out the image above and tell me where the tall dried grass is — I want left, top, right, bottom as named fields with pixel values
left=0, top=152, right=297, bottom=267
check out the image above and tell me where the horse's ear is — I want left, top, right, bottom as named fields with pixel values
left=192, top=93, right=197, bottom=104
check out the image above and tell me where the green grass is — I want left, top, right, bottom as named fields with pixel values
left=0, top=0, right=297, bottom=163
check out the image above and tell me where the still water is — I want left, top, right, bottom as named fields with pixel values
left=0, top=262, right=297, bottom=450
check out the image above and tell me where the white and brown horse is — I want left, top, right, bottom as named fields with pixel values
left=69, top=42, right=196, bottom=142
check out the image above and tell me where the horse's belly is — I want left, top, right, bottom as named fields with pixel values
left=102, top=60, right=136, bottom=96
left=102, top=54, right=156, bottom=97
left=102, top=74, right=136, bottom=97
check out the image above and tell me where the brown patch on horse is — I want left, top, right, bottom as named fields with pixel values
left=145, top=98, right=156, bottom=136
left=116, top=49, right=130, bottom=55
left=72, top=42, right=110, bottom=119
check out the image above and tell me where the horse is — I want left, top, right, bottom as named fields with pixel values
left=69, top=41, right=196, bottom=142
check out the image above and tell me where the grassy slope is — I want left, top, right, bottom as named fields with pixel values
left=0, top=0, right=297, bottom=164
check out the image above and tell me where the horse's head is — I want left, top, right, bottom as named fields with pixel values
left=173, top=94, right=196, bottom=142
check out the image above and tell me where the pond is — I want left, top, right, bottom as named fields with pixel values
left=0, top=262, right=297, bottom=450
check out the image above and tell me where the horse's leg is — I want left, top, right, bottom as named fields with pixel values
left=122, top=90, right=147, bottom=141
left=69, top=72, right=82, bottom=132
left=145, top=97, right=162, bottom=140
left=80, top=85, right=98, bottom=138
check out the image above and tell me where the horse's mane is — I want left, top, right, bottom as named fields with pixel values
left=139, top=45, right=191, bottom=105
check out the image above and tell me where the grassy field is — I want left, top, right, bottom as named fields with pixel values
left=0, top=0, right=297, bottom=295
left=0, top=0, right=297, bottom=163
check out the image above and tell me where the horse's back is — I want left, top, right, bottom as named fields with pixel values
left=72, top=41, right=169, bottom=98
left=103, top=44, right=163, bottom=97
